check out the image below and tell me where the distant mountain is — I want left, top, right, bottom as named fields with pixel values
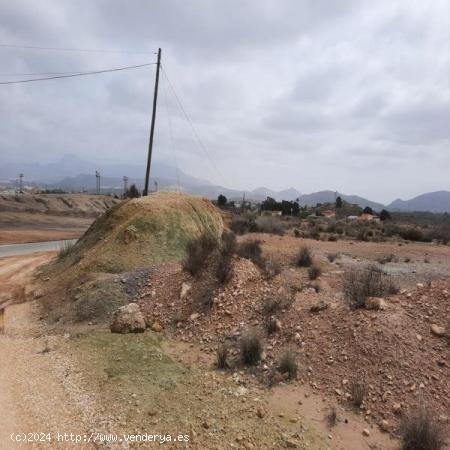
left=0, top=154, right=211, bottom=188
left=297, top=190, right=384, bottom=211
left=387, top=191, right=450, bottom=213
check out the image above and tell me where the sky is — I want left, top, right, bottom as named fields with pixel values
left=0, top=0, right=449, bottom=204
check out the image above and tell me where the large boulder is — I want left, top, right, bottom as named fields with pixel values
left=110, top=303, right=146, bottom=334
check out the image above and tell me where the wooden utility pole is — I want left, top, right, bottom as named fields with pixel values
left=143, top=48, right=161, bottom=196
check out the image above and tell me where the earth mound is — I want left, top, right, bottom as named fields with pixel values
left=61, top=192, right=224, bottom=274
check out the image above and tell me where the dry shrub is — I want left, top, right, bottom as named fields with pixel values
left=327, top=408, right=338, bottom=427
left=350, top=379, right=366, bottom=408
left=215, top=231, right=236, bottom=283
left=58, top=240, right=76, bottom=260
left=400, top=408, right=446, bottom=450
left=294, top=228, right=301, bottom=238
left=240, top=329, right=263, bottom=365
left=192, top=285, right=214, bottom=312
left=230, top=214, right=256, bottom=235
left=216, top=343, right=229, bottom=369
left=182, top=233, right=218, bottom=276
left=264, top=317, right=279, bottom=335
left=278, top=350, right=297, bottom=380
left=262, top=255, right=281, bottom=279
left=295, top=246, right=313, bottom=267
left=255, top=216, right=285, bottom=235
left=377, top=254, right=398, bottom=264
left=327, top=253, right=339, bottom=262
left=343, top=266, right=398, bottom=309
left=237, top=239, right=263, bottom=267
left=308, top=264, right=321, bottom=280
left=262, top=297, right=282, bottom=316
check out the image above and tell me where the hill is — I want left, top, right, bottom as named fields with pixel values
left=388, top=191, right=450, bottom=213
left=297, top=191, right=384, bottom=210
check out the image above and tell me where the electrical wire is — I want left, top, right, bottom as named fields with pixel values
left=0, top=43, right=151, bottom=54
left=160, top=65, right=227, bottom=186
left=0, top=62, right=156, bottom=85
left=161, top=70, right=181, bottom=193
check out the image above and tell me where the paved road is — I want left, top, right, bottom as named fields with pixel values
left=0, top=239, right=77, bottom=258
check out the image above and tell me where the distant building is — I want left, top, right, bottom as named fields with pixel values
left=261, top=210, right=282, bottom=216
left=359, top=213, right=380, bottom=222
left=322, top=210, right=336, bottom=218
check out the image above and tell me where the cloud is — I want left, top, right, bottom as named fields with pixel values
left=0, top=0, right=449, bottom=203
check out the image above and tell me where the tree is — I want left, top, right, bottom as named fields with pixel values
left=217, top=194, right=227, bottom=206
left=335, top=196, right=343, bottom=208
left=261, top=196, right=281, bottom=211
left=363, top=206, right=374, bottom=215
left=281, top=200, right=292, bottom=216
left=125, top=184, right=141, bottom=198
left=292, top=201, right=300, bottom=216
left=380, top=209, right=391, bottom=221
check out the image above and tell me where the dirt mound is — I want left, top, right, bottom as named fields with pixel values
left=65, top=192, right=223, bottom=273
left=0, top=193, right=120, bottom=217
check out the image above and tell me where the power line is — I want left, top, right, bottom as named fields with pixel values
left=161, top=68, right=181, bottom=192
left=0, top=43, right=151, bottom=54
left=160, top=65, right=226, bottom=186
left=0, top=62, right=156, bottom=85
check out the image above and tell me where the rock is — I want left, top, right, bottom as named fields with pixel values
left=151, top=322, right=163, bottom=332
left=180, top=282, right=191, bottom=300
left=110, top=303, right=146, bottom=334
left=365, top=297, right=387, bottom=310
left=392, top=403, right=402, bottom=414
left=190, top=312, right=200, bottom=321
left=362, top=429, right=370, bottom=437
left=310, top=301, right=328, bottom=313
left=416, top=283, right=424, bottom=288
left=431, top=324, right=445, bottom=337
left=379, top=420, right=390, bottom=432
left=33, top=289, right=43, bottom=299
left=286, top=440, right=298, bottom=448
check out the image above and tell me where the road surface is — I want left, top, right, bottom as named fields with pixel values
left=0, top=240, right=77, bottom=258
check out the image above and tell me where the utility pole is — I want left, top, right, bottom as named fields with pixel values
left=95, top=170, right=101, bottom=195
left=143, top=48, right=162, bottom=196
left=19, top=173, right=24, bottom=194
left=123, top=176, right=128, bottom=195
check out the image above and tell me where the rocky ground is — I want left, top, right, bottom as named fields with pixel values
left=137, top=233, right=450, bottom=443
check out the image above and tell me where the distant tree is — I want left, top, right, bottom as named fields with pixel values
left=380, top=209, right=392, bottom=221
left=335, top=196, right=343, bottom=208
left=261, top=196, right=281, bottom=211
left=363, top=206, right=374, bottom=215
left=292, top=201, right=300, bottom=216
left=217, top=194, right=227, bottom=206
left=281, top=200, right=292, bottom=216
left=125, top=184, right=141, bottom=198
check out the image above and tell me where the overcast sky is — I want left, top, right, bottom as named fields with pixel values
left=0, top=0, right=449, bottom=203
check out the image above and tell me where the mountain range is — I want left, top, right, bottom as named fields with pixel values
left=1, top=155, right=449, bottom=213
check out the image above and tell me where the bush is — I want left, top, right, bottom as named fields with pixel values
left=182, top=233, right=218, bottom=276
left=124, top=184, right=141, bottom=198
left=400, top=409, right=446, bottom=450
left=262, top=297, right=282, bottom=316
left=240, top=329, right=263, bottom=365
left=58, top=240, right=76, bottom=260
left=343, top=266, right=398, bottom=308
left=255, top=216, right=285, bottom=235
left=294, top=228, right=301, bottom=238
left=237, top=240, right=263, bottom=267
left=278, top=350, right=298, bottom=380
left=295, top=246, right=313, bottom=267
left=327, top=253, right=339, bottom=262
left=215, top=231, right=236, bottom=283
left=399, top=227, right=426, bottom=242
left=350, top=379, right=366, bottom=407
left=308, top=264, right=321, bottom=280
left=264, top=317, right=279, bottom=335
left=230, top=214, right=256, bottom=235
left=192, top=286, right=214, bottom=312
left=327, top=408, right=337, bottom=427
left=262, top=256, right=281, bottom=279
left=216, top=344, right=229, bottom=369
